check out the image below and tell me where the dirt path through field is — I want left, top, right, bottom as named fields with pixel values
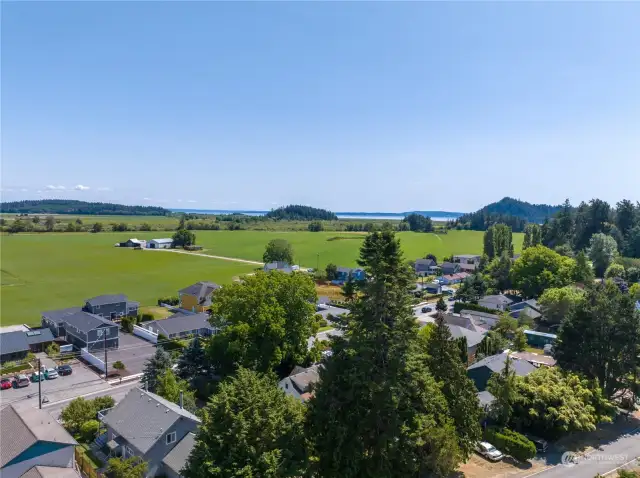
left=147, top=248, right=264, bottom=265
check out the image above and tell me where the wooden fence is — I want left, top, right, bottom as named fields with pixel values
left=75, top=447, right=104, bottom=478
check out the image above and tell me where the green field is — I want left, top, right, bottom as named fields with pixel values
left=0, top=230, right=523, bottom=326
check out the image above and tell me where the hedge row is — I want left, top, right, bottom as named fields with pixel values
left=158, top=296, right=180, bottom=306
left=453, top=301, right=498, bottom=315
left=485, top=427, right=536, bottom=462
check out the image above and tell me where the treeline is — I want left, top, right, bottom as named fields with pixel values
left=0, top=200, right=171, bottom=216
left=265, top=204, right=338, bottom=221
left=542, top=199, right=640, bottom=259
left=452, top=197, right=563, bottom=232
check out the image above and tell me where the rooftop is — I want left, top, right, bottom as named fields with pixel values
left=467, top=352, right=536, bottom=376
left=477, top=391, right=496, bottom=407
left=41, top=307, right=83, bottom=324
left=144, top=312, right=213, bottom=337
left=446, top=324, right=486, bottom=348
left=162, top=432, right=196, bottom=475
left=24, top=328, right=55, bottom=346
left=62, top=311, right=117, bottom=334
left=86, top=294, right=128, bottom=307
left=102, top=388, right=200, bottom=455
left=510, top=351, right=557, bottom=367
left=150, top=238, right=173, bottom=243
left=454, top=254, right=481, bottom=259
left=21, top=466, right=82, bottom=478
left=289, top=365, right=320, bottom=395
left=480, top=294, right=514, bottom=305
left=460, top=310, right=500, bottom=321
left=524, top=330, right=557, bottom=339
left=178, top=281, right=220, bottom=302
left=0, top=330, right=30, bottom=355
left=0, top=405, right=77, bottom=468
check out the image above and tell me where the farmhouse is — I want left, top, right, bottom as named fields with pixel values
left=0, top=329, right=55, bottom=364
left=83, top=294, right=139, bottom=320
left=119, top=238, right=146, bottom=248
left=100, top=388, right=200, bottom=478
left=0, top=405, right=79, bottom=478
left=148, top=238, right=173, bottom=249
left=140, top=312, right=215, bottom=339
left=42, top=308, right=119, bottom=351
left=178, top=281, right=220, bottom=312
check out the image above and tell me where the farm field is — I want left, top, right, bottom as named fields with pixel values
left=0, top=229, right=523, bottom=327
left=0, top=233, right=257, bottom=326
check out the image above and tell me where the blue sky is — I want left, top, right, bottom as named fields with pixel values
left=2, top=2, right=639, bottom=213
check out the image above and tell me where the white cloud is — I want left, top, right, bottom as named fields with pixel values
left=177, top=199, right=183, bottom=203
left=187, top=200, right=197, bottom=203
left=20, top=188, right=28, bottom=192
left=143, top=197, right=152, bottom=201
left=97, top=187, right=111, bottom=191
left=0, top=188, right=14, bottom=192
left=74, top=185, right=90, bottom=191
left=45, top=185, right=66, bottom=190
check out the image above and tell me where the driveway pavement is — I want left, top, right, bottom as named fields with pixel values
left=104, top=333, right=156, bottom=375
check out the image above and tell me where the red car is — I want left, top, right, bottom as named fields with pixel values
left=0, top=378, right=12, bottom=390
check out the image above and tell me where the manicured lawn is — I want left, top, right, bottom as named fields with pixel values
left=139, top=305, right=173, bottom=319
left=0, top=229, right=523, bottom=327
left=0, top=233, right=256, bottom=326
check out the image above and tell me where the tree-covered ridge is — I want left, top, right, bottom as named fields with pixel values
left=453, top=197, right=563, bottom=232
left=265, top=204, right=338, bottom=221
left=0, top=199, right=171, bottom=216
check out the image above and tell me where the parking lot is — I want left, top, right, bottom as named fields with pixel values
left=0, top=358, right=104, bottom=406
left=103, top=332, right=156, bottom=375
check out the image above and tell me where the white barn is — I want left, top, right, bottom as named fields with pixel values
left=148, top=238, right=173, bottom=249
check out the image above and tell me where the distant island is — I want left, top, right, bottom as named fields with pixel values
left=452, top=197, right=562, bottom=231
left=265, top=205, right=338, bottom=221
left=0, top=199, right=171, bottom=216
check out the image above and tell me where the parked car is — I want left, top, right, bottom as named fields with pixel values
left=31, top=371, right=45, bottom=382
left=525, top=435, right=548, bottom=453
left=475, top=441, right=504, bottom=461
left=421, top=306, right=433, bottom=313
left=448, top=296, right=456, bottom=302
left=44, top=368, right=59, bottom=379
left=1, top=378, right=12, bottom=390
left=14, top=374, right=30, bottom=388
left=57, top=364, right=73, bottom=376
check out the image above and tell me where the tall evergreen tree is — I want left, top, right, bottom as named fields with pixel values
left=141, top=347, right=172, bottom=392
left=523, top=224, right=542, bottom=249
left=573, top=250, right=595, bottom=284
left=308, top=231, right=461, bottom=477
left=177, top=336, right=206, bottom=381
left=487, top=357, right=518, bottom=426
left=425, top=315, right=482, bottom=459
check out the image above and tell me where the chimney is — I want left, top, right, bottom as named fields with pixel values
left=179, top=391, right=183, bottom=410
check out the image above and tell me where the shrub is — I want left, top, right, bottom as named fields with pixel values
left=157, top=296, right=179, bottom=306
left=46, top=342, right=60, bottom=357
left=453, top=301, right=497, bottom=315
left=121, top=316, right=134, bottom=333
left=80, top=419, right=100, bottom=443
left=318, top=318, right=329, bottom=328
left=140, top=313, right=154, bottom=322
left=485, top=427, right=536, bottom=462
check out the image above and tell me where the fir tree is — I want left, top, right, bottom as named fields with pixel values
left=177, top=336, right=206, bottom=381
left=141, top=347, right=172, bottom=392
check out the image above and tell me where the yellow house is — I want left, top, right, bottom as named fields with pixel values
left=178, top=281, right=220, bottom=312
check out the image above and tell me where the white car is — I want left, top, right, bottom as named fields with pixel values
left=45, top=368, right=59, bottom=379
left=476, top=441, right=504, bottom=461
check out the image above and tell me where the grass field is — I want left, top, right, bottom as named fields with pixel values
left=1, top=229, right=523, bottom=327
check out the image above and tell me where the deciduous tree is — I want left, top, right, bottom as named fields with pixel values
left=325, top=263, right=338, bottom=281
left=172, top=229, right=196, bottom=247
left=155, top=369, right=197, bottom=412
left=308, top=230, right=462, bottom=477
left=510, top=245, right=576, bottom=298
left=538, top=286, right=585, bottom=326
left=106, top=457, right=147, bottom=478
left=523, top=223, right=542, bottom=249
left=573, top=250, right=595, bottom=284
left=263, top=239, right=294, bottom=264
left=588, top=233, right=618, bottom=277
left=183, top=369, right=307, bottom=478
left=605, top=263, right=626, bottom=279
left=486, top=252, right=512, bottom=293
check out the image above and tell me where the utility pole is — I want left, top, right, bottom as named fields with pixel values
left=38, top=358, right=42, bottom=409
left=104, top=334, right=108, bottom=381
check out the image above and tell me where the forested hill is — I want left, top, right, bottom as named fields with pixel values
left=0, top=200, right=171, bottom=216
left=453, top=197, right=562, bottom=232
left=265, top=205, right=338, bottom=221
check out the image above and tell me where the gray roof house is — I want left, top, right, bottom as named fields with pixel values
left=162, top=433, right=196, bottom=478
left=445, top=324, right=487, bottom=362
left=509, top=299, right=543, bottom=320
left=459, top=309, right=500, bottom=328
left=178, top=281, right=221, bottom=312
left=477, top=391, right=496, bottom=411
left=263, top=262, right=299, bottom=274
left=20, top=466, right=81, bottom=478
left=140, top=313, right=215, bottom=339
left=453, top=254, right=481, bottom=272
left=42, top=309, right=119, bottom=352
left=83, top=294, right=139, bottom=319
left=101, top=388, right=200, bottom=478
left=478, top=294, right=514, bottom=311
left=0, top=404, right=78, bottom=478
left=278, top=365, right=320, bottom=402
left=440, top=262, right=461, bottom=275
left=467, top=352, right=536, bottom=391
left=414, top=259, right=439, bottom=276
left=0, top=329, right=55, bottom=363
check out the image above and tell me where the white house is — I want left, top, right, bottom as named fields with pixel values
left=149, top=238, right=173, bottom=249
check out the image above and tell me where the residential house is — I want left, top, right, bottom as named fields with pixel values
left=20, top=466, right=82, bottom=478
left=453, top=254, right=481, bottom=272
left=83, top=294, right=139, bottom=320
left=424, top=282, right=442, bottom=294
left=459, top=310, right=500, bottom=328
left=438, top=272, right=470, bottom=285
left=478, top=294, right=514, bottom=311
left=100, top=388, right=201, bottom=478
left=332, top=267, right=366, bottom=285
left=524, top=330, right=557, bottom=348
left=445, top=324, right=487, bottom=363
left=178, top=281, right=220, bottom=313
left=0, top=329, right=55, bottom=364
left=278, top=365, right=320, bottom=402
left=467, top=352, right=536, bottom=392
left=440, top=262, right=461, bottom=275
left=263, top=262, right=299, bottom=274
left=477, top=390, right=496, bottom=413
left=443, top=313, right=485, bottom=333
left=414, top=259, right=438, bottom=276
left=140, top=313, right=215, bottom=339
left=162, top=433, right=196, bottom=478
left=510, top=351, right=557, bottom=367
left=41, top=310, right=118, bottom=351
left=148, top=238, right=173, bottom=249
left=509, top=299, right=543, bottom=321
left=0, top=404, right=79, bottom=478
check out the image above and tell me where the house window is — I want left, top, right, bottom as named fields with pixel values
left=104, top=328, right=110, bottom=336
left=95, top=305, right=100, bottom=309
left=97, top=330, right=104, bottom=337
left=125, top=446, right=134, bottom=458
left=166, top=432, right=177, bottom=445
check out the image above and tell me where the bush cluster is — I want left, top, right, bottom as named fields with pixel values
left=485, top=427, right=536, bottom=462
